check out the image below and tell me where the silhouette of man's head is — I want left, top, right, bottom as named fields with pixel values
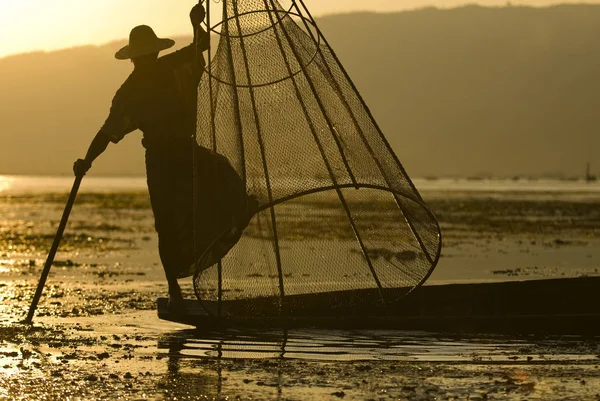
left=115, top=25, right=174, bottom=62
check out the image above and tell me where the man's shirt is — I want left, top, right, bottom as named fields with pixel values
left=100, top=42, right=205, bottom=149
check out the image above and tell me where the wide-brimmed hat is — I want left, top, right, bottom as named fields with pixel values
left=115, top=25, right=175, bottom=60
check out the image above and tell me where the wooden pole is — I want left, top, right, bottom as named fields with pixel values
left=24, top=175, right=83, bottom=324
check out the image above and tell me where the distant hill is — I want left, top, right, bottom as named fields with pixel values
left=1, top=5, right=599, bottom=178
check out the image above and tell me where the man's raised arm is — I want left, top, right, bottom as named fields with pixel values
left=191, top=4, right=209, bottom=52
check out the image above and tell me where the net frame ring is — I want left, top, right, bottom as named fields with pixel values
left=204, top=1, right=297, bottom=39
left=193, top=185, right=443, bottom=317
left=199, top=7, right=322, bottom=88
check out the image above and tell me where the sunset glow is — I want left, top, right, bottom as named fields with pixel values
left=0, top=0, right=598, bottom=398
left=0, top=1, right=195, bottom=58
left=2, top=0, right=599, bottom=59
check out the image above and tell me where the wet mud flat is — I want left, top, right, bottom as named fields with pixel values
left=0, top=321, right=599, bottom=400
left=0, top=189, right=598, bottom=399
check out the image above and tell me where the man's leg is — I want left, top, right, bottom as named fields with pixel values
left=158, top=235, right=185, bottom=311
left=147, top=149, right=189, bottom=311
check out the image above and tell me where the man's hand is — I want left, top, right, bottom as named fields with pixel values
left=190, top=3, right=206, bottom=27
left=73, top=159, right=92, bottom=177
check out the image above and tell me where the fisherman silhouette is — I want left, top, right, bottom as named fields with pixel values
left=74, top=4, right=255, bottom=312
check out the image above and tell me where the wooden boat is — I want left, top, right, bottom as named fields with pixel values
left=158, top=276, right=600, bottom=335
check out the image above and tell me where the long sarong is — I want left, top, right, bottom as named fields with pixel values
left=146, top=140, right=252, bottom=279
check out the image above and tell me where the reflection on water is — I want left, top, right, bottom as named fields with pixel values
left=0, top=175, right=148, bottom=194
left=0, top=177, right=15, bottom=193
left=154, top=329, right=600, bottom=400
left=158, top=329, right=598, bottom=363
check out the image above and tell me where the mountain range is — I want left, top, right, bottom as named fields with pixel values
left=1, top=4, right=599, bottom=178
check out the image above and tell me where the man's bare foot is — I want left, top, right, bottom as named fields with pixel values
left=167, top=294, right=186, bottom=314
left=167, top=279, right=185, bottom=314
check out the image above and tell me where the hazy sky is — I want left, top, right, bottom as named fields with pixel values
left=1, top=0, right=598, bottom=58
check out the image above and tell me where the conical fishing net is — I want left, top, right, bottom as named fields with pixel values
left=193, top=0, right=442, bottom=318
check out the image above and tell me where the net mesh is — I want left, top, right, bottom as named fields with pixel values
left=193, top=0, right=442, bottom=318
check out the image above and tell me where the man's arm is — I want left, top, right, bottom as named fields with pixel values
left=161, top=4, right=208, bottom=67
left=191, top=4, right=209, bottom=52
left=73, top=131, right=111, bottom=177
left=73, top=84, right=138, bottom=177
left=195, top=26, right=210, bottom=53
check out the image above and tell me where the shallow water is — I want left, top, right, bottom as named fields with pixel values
left=2, top=174, right=600, bottom=195
left=159, top=328, right=600, bottom=363
left=0, top=178, right=599, bottom=399
left=1, top=317, right=599, bottom=400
